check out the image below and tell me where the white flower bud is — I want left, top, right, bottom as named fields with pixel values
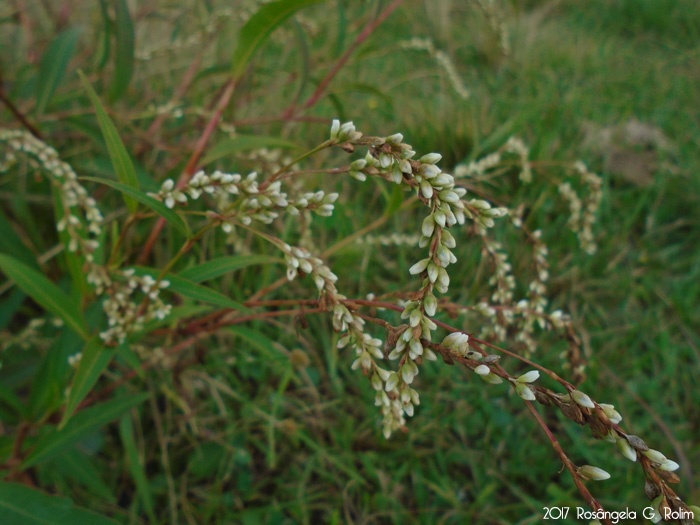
left=658, top=459, right=680, bottom=471
left=578, top=465, right=610, bottom=481
left=643, top=449, right=667, bottom=463
left=384, top=372, right=399, bottom=392
left=570, top=390, right=595, bottom=408
left=409, top=258, right=430, bottom=275
left=474, top=365, right=490, bottom=376
left=422, top=215, right=435, bottom=237
left=385, top=133, right=403, bottom=144
left=515, top=382, right=536, bottom=401
left=616, top=437, right=637, bottom=462
left=420, top=180, right=433, bottom=199
left=330, top=119, right=340, bottom=139
left=419, top=153, right=442, bottom=165
left=516, top=370, right=540, bottom=383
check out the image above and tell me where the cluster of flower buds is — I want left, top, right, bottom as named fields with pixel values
left=151, top=170, right=338, bottom=232
left=326, top=120, right=515, bottom=437
left=279, top=235, right=409, bottom=437
left=0, top=318, right=60, bottom=352
left=559, top=161, right=602, bottom=254
left=99, top=270, right=171, bottom=344
left=0, top=129, right=103, bottom=261
left=356, top=233, right=421, bottom=247
left=503, top=136, right=532, bottom=183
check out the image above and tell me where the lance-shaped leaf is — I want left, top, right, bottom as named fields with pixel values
left=60, top=339, right=118, bottom=429
left=132, top=267, right=249, bottom=312
left=35, top=28, right=82, bottom=117
left=22, top=393, right=151, bottom=469
left=0, top=254, right=88, bottom=340
left=79, top=71, right=140, bottom=213
left=0, top=482, right=118, bottom=524
left=232, top=0, right=324, bottom=80
left=108, top=0, right=134, bottom=102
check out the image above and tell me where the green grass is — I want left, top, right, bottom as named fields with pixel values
left=1, top=0, right=699, bottom=523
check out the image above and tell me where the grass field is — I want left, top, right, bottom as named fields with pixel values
left=1, top=0, right=699, bottom=523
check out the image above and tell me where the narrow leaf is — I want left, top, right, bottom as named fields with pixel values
left=0, top=482, right=118, bottom=524
left=231, top=0, right=324, bottom=80
left=0, top=254, right=88, bottom=340
left=108, top=0, right=134, bottom=102
left=202, top=135, right=299, bottom=166
left=49, top=450, right=115, bottom=502
left=119, top=415, right=156, bottom=522
left=35, top=28, right=82, bottom=116
left=178, top=255, right=281, bottom=283
left=132, top=267, right=249, bottom=312
left=82, top=176, right=189, bottom=235
left=22, top=393, right=150, bottom=469
left=79, top=71, right=140, bottom=213
left=0, top=208, right=39, bottom=270
left=60, top=339, right=117, bottom=429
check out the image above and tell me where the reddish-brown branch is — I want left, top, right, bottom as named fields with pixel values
left=523, top=401, right=611, bottom=524
left=284, top=0, right=405, bottom=116
left=0, top=88, right=43, bottom=139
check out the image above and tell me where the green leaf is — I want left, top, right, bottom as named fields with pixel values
left=96, top=0, right=112, bottom=70
left=79, top=71, right=140, bottom=213
left=22, top=393, right=150, bottom=469
left=0, top=482, right=118, bottom=525
left=35, top=28, right=81, bottom=117
left=81, top=176, right=189, bottom=235
left=231, top=0, right=324, bottom=80
left=29, top=330, right=82, bottom=420
left=119, top=415, right=156, bottom=522
left=202, top=135, right=300, bottom=166
left=0, top=208, right=39, bottom=270
left=132, top=267, right=249, bottom=312
left=60, top=339, right=117, bottom=429
left=48, top=450, right=115, bottom=503
left=108, top=0, right=134, bottom=102
left=0, top=254, right=88, bottom=340
left=178, top=255, right=281, bottom=283
left=292, top=19, right=310, bottom=106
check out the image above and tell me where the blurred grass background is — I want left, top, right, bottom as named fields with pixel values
left=1, top=0, right=699, bottom=523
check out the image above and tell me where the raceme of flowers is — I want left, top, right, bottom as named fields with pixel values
left=0, top=129, right=171, bottom=345
left=2, top=124, right=692, bottom=518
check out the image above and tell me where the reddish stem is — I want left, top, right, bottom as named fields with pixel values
left=286, top=0, right=405, bottom=115
left=138, top=78, right=237, bottom=264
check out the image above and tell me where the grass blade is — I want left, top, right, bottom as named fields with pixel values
left=22, top=393, right=151, bottom=469
left=119, top=415, right=156, bottom=522
left=231, top=0, right=324, bottom=80
left=108, top=0, right=134, bottom=102
left=0, top=254, right=88, bottom=340
left=0, top=481, right=118, bottom=524
left=79, top=71, right=140, bottom=213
